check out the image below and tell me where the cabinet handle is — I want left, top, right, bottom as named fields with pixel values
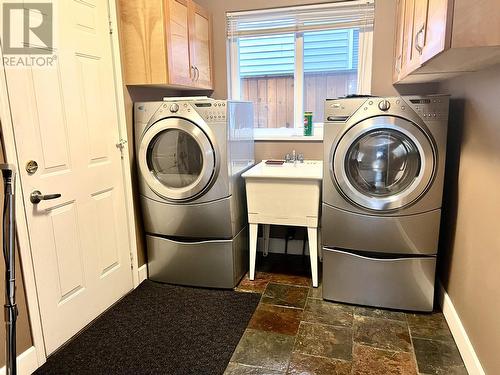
left=415, top=25, right=425, bottom=55
left=194, top=66, right=200, bottom=81
left=190, top=65, right=196, bottom=80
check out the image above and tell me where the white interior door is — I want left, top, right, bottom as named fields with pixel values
left=3, top=0, right=133, bottom=354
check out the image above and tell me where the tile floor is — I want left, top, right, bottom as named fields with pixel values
left=226, top=254, right=467, bottom=375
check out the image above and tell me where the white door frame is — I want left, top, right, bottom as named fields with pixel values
left=107, top=0, right=140, bottom=288
left=0, top=0, right=139, bottom=368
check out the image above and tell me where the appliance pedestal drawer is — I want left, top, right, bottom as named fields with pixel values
left=147, top=226, right=248, bottom=289
left=321, top=204, right=441, bottom=255
left=322, top=248, right=436, bottom=312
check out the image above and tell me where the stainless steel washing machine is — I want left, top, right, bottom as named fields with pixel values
left=321, top=95, right=449, bottom=311
left=135, top=98, right=254, bottom=288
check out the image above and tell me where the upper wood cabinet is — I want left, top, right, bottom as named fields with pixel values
left=118, top=0, right=213, bottom=89
left=393, top=0, right=500, bottom=83
left=164, top=0, right=192, bottom=86
left=189, top=3, right=212, bottom=89
left=392, top=0, right=405, bottom=82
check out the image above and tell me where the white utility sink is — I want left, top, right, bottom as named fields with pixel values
left=242, top=160, right=323, bottom=180
left=242, top=160, right=323, bottom=287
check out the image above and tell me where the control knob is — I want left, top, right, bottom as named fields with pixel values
left=378, top=99, right=391, bottom=111
left=170, top=103, right=179, bottom=113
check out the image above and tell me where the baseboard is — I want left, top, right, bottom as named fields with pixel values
left=438, top=282, right=485, bottom=375
left=0, top=346, right=39, bottom=375
left=138, top=264, right=148, bottom=284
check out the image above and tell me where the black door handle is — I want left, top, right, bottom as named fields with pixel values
left=30, top=190, right=61, bottom=204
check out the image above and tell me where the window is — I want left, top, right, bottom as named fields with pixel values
left=227, top=1, right=374, bottom=140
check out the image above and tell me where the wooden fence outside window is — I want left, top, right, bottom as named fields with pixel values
left=241, top=70, right=357, bottom=128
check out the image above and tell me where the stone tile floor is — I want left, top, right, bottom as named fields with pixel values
left=225, top=254, right=467, bottom=375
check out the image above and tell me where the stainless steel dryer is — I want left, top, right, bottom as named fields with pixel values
left=135, top=98, right=254, bottom=288
left=321, top=95, right=449, bottom=311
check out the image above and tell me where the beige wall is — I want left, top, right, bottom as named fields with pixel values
left=437, top=64, right=500, bottom=374
left=0, top=143, right=32, bottom=366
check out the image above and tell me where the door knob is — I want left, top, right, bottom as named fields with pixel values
left=30, top=190, right=61, bottom=204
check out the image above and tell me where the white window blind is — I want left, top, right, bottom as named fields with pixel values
left=227, top=1, right=374, bottom=38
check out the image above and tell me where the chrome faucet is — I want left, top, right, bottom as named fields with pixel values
left=285, top=150, right=296, bottom=163
left=284, top=150, right=304, bottom=163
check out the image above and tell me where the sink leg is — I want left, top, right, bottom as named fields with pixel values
left=307, top=227, right=319, bottom=288
left=263, top=224, right=270, bottom=257
left=249, top=223, right=258, bottom=280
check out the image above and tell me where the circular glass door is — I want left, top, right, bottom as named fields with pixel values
left=346, top=129, right=421, bottom=197
left=148, top=129, right=203, bottom=189
left=332, top=116, right=435, bottom=211
left=139, top=118, right=218, bottom=201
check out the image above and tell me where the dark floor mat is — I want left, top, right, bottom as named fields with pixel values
left=35, top=280, right=260, bottom=375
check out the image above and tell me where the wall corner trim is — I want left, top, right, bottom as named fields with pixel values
left=138, top=264, right=148, bottom=285
left=0, top=346, right=39, bottom=375
left=438, top=282, right=486, bottom=375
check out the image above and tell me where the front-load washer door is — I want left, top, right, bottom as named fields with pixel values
left=331, top=116, right=435, bottom=212
left=138, top=117, right=219, bottom=202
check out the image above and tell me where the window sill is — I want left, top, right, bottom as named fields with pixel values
left=254, top=127, right=323, bottom=141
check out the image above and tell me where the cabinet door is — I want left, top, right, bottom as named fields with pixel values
left=165, top=0, right=193, bottom=86
left=118, top=0, right=168, bottom=84
left=189, top=2, right=213, bottom=89
left=405, top=0, right=428, bottom=74
left=421, top=0, right=452, bottom=63
left=393, top=0, right=407, bottom=82
left=401, top=0, right=415, bottom=77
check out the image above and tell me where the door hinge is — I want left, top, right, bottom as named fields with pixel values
left=130, top=253, right=134, bottom=270
left=116, top=139, right=127, bottom=151
left=109, top=20, right=113, bottom=35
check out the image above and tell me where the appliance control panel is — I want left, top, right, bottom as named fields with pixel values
left=325, top=98, right=367, bottom=121
left=154, top=100, right=227, bottom=122
left=405, top=97, right=449, bottom=120
left=324, top=96, right=449, bottom=122
left=194, top=101, right=227, bottom=122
